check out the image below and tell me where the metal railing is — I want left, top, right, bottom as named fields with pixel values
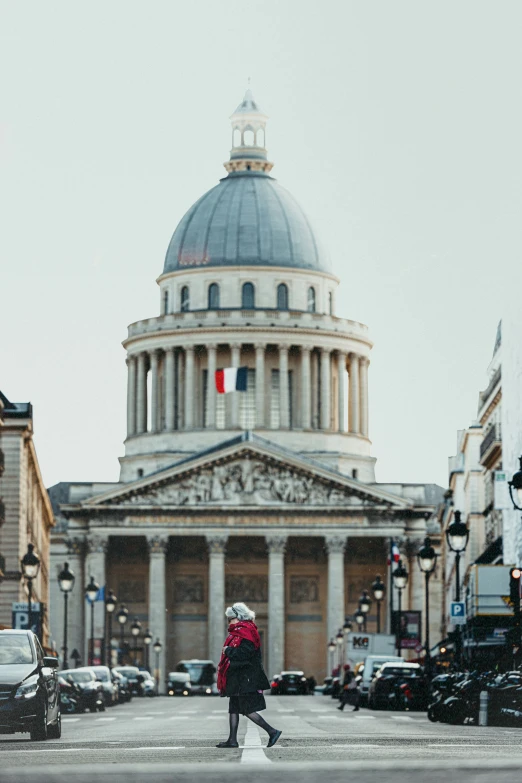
left=480, top=423, right=501, bottom=459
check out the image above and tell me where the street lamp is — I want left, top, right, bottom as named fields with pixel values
left=131, top=617, right=142, bottom=666
left=143, top=628, right=152, bottom=671
left=153, top=638, right=162, bottom=694
left=508, top=456, right=522, bottom=510
left=359, top=590, right=372, bottom=632
left=417, top=537, right=437, bottom=676
left=328, top=638, right=336, bottom=675
left=85, top=575, right=100, bottom=666
left=57, top=562, right=75, bottom=669
left=116, top=605, right=128, bottom=664
left=342, top=618, right=352, bottom=667
left=371, top=575, right=386, bottom=634
left=393, top=559, right=408, bottom=657
left=21, top=544, right=40, bottom=638
left=446, top=510, right=469, bottom=667
left=354, top=606, right=365, bottom=630
left=336, top=629, right=344, bottom=669
left=105, top=589, right=117, bottom=667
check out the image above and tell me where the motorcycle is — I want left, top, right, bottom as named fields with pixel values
left=58, top=676, right=82, bottom=714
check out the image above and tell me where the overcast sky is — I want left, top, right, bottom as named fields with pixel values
left=1, top=1, right=520, bottom=489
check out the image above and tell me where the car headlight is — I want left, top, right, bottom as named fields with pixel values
left=15, top=676, right=39, bottom=700
left=168, top=690, right=174, bottom=696
left=205, top=688, right=211, bottom=694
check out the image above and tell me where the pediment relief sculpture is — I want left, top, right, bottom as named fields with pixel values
left=111, top=457, right=369, bottom=508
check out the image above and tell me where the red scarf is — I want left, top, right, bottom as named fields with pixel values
left=217, top=620, right=261, bottom=695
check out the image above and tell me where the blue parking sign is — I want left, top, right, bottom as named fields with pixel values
left=450, top=601, right=466, bottom=625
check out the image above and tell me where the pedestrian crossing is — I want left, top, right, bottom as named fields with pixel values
left=62, top=712, right=425, bottom=724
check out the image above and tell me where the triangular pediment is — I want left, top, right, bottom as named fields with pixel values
left=84, top=435, right=411, bottom=511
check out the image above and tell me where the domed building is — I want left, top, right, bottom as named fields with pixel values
left=49, top=91, right=443, bottom=686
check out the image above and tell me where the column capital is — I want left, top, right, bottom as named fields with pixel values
left=301, top=345, right=313, bottom=354
left=254, top=342, right=266, bottom=351
left=266, top=535, right=287, bottom=554
left=126, top=354, right=136, bottom=367
left=230, top=342, right=242, bottom=350
left=324, top=535, right=346, bottom=555
left=359, top=356, right=370, bottom=367
left=349, top=351, right=359, bottom=361
left=337, top=350, right=348, bottom=360
left=165, top=345, right=175, bottom=355
left=147, top=535, right=169, bottom=555
left=206, top=534, right=228, bottom=554
left=185, top=345, right=195, bottom=354
left=86, top=534, right=109, bottom=555
left=278, top=344, right=289, bottom=353
left=320, top=346, right=331, bottom=355
left=205, top=343, right=217, bottom=352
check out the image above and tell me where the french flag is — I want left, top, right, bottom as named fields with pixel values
left=387, top=540, right=400, bottom=566
left=215, top=366, right=248, bottom=394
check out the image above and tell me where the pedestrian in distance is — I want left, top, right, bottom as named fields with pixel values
left=216, top=602, right=282, bottom=749
left=337, top=664, right=360, bottom=712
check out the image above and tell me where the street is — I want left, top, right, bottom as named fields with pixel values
left=1, top=696, right=522, bottom=782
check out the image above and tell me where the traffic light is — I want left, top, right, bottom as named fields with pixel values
left=510, top=568, right=522, bottom=604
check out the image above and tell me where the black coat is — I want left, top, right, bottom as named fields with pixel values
left=223, top=640, right=271, bottom=696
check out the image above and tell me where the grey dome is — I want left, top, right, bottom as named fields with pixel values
left=164, top=172, right=331, bottom=274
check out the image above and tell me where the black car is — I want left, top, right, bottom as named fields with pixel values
left=113, top=666, right=146, bottom=697
left=271, top=671, right=308, bottom=695
left=60, top=669, right=105, bottom=712
left=167, top=672, right=192, bottom=696
left=368, top=662, right=427, bottom=710
left=0, top=629, right=61, bottom=740
left=111, top=669, right=132, bottom=703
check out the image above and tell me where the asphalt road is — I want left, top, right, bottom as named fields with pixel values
left=2, top=695, right=522, bottom=782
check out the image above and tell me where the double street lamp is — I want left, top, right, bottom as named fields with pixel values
left=153, top=639, right=162, bottom=694
left=327, top=638, right=336, bottom=674
left=371, top=575, right=386, bottom=634
left=85, top=576, right=100, bottom=666
left=117, top=605, right=129, bottom=664
left=359, top=590, right=372, bottom=632
left=143, top=628, right=152, bottom=671
left=21, top=544, right=40, bottom=638
left=393, top=559, right=409, bottom=657
left=105, top=590, right=117, bottom=667
left=58, top=562, right=75, bottom=669
left=417, top=537, right=437, bottom=676
left=131, top=617, right=142, bottom=665
left=446, top=510, right=469, bottom=668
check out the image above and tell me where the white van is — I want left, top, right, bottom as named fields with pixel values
left=358, top=655, right=403, bottom=703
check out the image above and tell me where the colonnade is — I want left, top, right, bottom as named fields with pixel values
left=126, top=344, right=369, bottom=438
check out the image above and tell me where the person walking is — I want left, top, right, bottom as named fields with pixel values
left=216, top=602, right=282, bottom=749
left=337, top=664, right=360, bottom=712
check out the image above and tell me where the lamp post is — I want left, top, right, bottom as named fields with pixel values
left=354, top=606, right=365, bottom=632
left=131, top=617, right=142, bottom=666
left=105, top=589, right=117, bottom=667
left=446, top=510, right=469, bottom=668
left=57, top=562, right=75, bottom=669
left=343, top=618, right=352, bottom=664
left=336, top=629, right=344, bottom=670
left=393, top=559, right=408, bottom=658
left=21, top=544, right=40, bottom=638
left=153, top=639, right=162, bottom=694
left=359, top=590, right=372, bottom=632
left=328, top=639, right=336, bottom=675
left=116, top=605, right=128, bottom=664
left=143, top=629, right=152, bottom=671
left=85, top=576, right=100, bottom=666
left=372, top=575, right=386, bottom=634
left=417, top=537, right=437, bottom=676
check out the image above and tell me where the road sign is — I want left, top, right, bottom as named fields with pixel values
left=12, top=602, right=42, bottom=636
left=450, top=601, right=466, bottom=625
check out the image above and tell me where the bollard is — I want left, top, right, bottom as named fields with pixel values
left=479, top=690, right=489, bottom=726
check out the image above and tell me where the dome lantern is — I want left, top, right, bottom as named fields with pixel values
left=224, top=86, right=274, bottom=174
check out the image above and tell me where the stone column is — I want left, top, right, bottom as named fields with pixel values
left=255, top=343, right=265, bottom=428
left=84, top=535, right=108, bottom=665
left=266, top=535, right=287, bottom=678
left=325, top=535, right=346, bottom=645
left=150, top=350, right=159, bottom=433
left=165, top=348, right=175, bottom=431
left=184, top=347, right=195, bottom=430
left=206, top=535, right=228, bottom=666
left=320, top=348, right=331, bottom=430
left=359, top=357, right=369, bottom=437
left=301, top=346, right=312, bottom=429
left=230, top=344, right=241, bottom=428
left=126, top=356, right=137, bottom=437
left=136, top=352, right=147, bottom=434
left=279, top=345, right=290, bottom=429
left=349, top=353, right=360, bottom=434
left=147, top=535, right=169, bottom=694
left=65, top=537, right=87, bottom=669
left=206, top=344, right=217, bottom=428
left=337, top=352, right=347, bottom=433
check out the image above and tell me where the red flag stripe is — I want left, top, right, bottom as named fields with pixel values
left=215, top=369, right=225, bottom=394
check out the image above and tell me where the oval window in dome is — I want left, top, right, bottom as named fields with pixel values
left=242, top=282, right=255, bottom=309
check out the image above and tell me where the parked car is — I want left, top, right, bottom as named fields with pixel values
left=175, top=660, right=217, bottom=695
left=321, top=676, right=334, bottom=695
left=167, top=672, right=192, bottom=696
left=60, top=669, right=105, bottom=713
left=0, top=630, right=61, bottom=741
left=271, top=671, right=308, bottom=695
left=359, top=655, right=404, bottom=704
left=113, top=666, right=146, bottom=697
left=140, top=670, right=156, bottom=696
left=368, top=662, right=427, bottom=710
left=111, top=669, right=132, bottom=703
left=85, top=666, right=118, bottom=706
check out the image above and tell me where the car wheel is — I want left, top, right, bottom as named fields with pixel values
left=98, top=701, right=106, bottom=712
left=48, top=711, right=62, bottom=739
left=89, top=705, right=97, bottom=713
left=30, top=700, right=48, bottom=742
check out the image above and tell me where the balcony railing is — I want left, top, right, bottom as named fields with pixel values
left=479, top=366, right=501, bottom=408
left=480, top=423, right=502, bottom=461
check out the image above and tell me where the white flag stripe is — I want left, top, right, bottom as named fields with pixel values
left=223, top=367, right=238, bottom=393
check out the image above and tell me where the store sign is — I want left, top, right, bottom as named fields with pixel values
left=352, top=635, right=370, bottom=650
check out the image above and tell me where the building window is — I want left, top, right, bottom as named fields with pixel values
left=163, top=289, right=169, bottom=315
left=307, top=286, right=316, bottom=313
left=242, top=282, right=255, bottom=309
left=180, top=286, right=190, bottom=312
left=329, top=291, right=333, bottom=315
left=137, top=468, right=144, bottom=478
left=208, top=283, right=220, bottom=310
left=352, top=468, right=358, bottom=479
left=277, top=283, right=289, bottom=311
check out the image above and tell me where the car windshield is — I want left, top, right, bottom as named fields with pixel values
left=117, top=668, right=138, bottom=679
left=65, top=671, right=94, bottom=683
left=93, top=669, right=110, bottom=682
left=381, top=667, right=419, bottom=678
left=0, top=635, right=34, bottom=665
left=176, top=662, right=215, bottom=685
left=169, top=673, right=189, bottom=682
